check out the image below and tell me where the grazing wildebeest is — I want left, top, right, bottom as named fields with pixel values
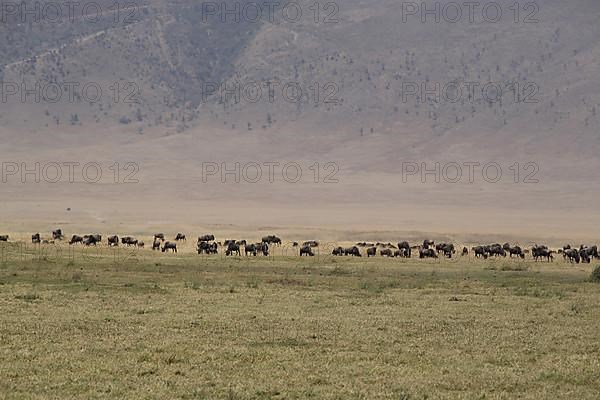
left=302, top=240, right=319, bottom=248
left=154, top=233, right=165, bottom=241
left=397, top=241, right=412, bottom=258
left=197, top=241, right=218, bottom=254
left=152, top=239, right=161, bottom=251
left=461, top=247, right=469, bottom=256
left=121, top=236, right=138, bottom=247
left=420, top=248, right=438, bottom=259
left=198, top=234, right=215, bottom=242
left=32, top=233, right=41, bottom=244
left=472, top=246, right=487, bottom=259
left=245, top=243, right=259, bottom=256
left=423, top=239, right=434, bottom=249
left=260, top=242, right=269, bottom=256
left=108, top=235, right=119, bottom=247
left=262, top=235, right=282, bottom=246
left=69, top=235, right=83, bottom=245
left=83, top=235, right=99, bottom=246
left=225, top=242, right=241, bottom=256
left=380, top=249, right=393, bottom=257
left=174, top=233, right=186, bottom=241
left=579, top=245, right=599, bottom=261
left=344, top=246, right=362, bottom=257
left=162, top=241, right=177, bottom=253
left=532, top=245, right=554, bottom=262
left=223, top=239, right=236, bottom=247
left=52, top=229, right=64, bottom=240
left=332, top=247, right=344, bottom=256
left=485, top=244, right=506, bottom=257
left=299, top=245, right=315, bottom=256
left=366, top=247, right=377, bottom=257
left=507, top=245, right=525, bottom=259
left=437, top=243, right=455, bottom=258
left=564, top=248, right=580, bottom=263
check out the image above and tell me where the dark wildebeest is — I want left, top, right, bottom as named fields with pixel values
left=174, top=233, right=186, bottom=242
left=108, top=235, right=119, bottom=247
left=420, top=248, right=438, bottom=259
left=0, top=235, right=8, bottom=242
left=344, top=246, right=362, bottom=257
left=236, top=240, right=247, bottom=246
left=397, top=241, right=412, bottom=258
left=154, top=233, right=165, bottom=242
left=366, top=247, right=377, bottom=257
left=260, top=242, right=269, bottom=256
left=472, top=246, right=487, bottom=259
left=83, top=235, right=99, bottom=246
left=579, top=245, right=599, bottom=260
left=292, top=242, right=299, bottom=247
left=461, top=247, right=469, bottom=256
left=198, top=234, right=215, bottom=242
left=152, top=239, right=161, bottom=251
left=380, top=249, right=393, bottom=257
left=69, top=235, right=83, bottom=245
left=438, top=243, right=455, bottom=258
left=299, top=245, right=314, bottom=256
left=225, top=242, right=241, bottom=256
left=197, top=241, right=218, bottom=254
left=564, top=248, right=580, bottom=263
left=262, top=235, right=281, bottom=246
left=332, top=247, right=344, bottom=256
left=423, top=239, right=434, bottom=249
left=245, top=243, right=259, bottom=256
left=356, top=242, right=367, bottom=247
left=121, top=236, right=138, bottom=247
left=394, top=248, right=410, bottom=258
left=52, top=229, right=64, bottom=240
left=507, top=245, right=525, bottom=259
left=32, top=233, right=41, bottom=244
left=223, top=239, right=236, bottom=247
left=162, top=241, right=177, bottom=253
left=532, top=245, right=554, bottom=262
left=486, top=244, right=506, bottom=257
left=303, top=240, right=319, bottom=248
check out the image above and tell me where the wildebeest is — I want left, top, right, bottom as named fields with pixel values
left=225, top=242, right=241, bottom=256
left=344, top=246, right=362, bottom=257
left=397, top=241, right=412, bottom=258
left=302, top=240, right=319, bottom=248
left=223, top=239, right=236, bottom=247
left=366, top=247, right=377, bottom=257
left=299, top=245, right=314, bottom=256
left=332, top=247, right=344, bottom=256
left=506, top=245, right=525, bottom=259
left=69, top=235, right=83, bottom=245
left=564, top=248, right=580, bottom=263
left=174, top=233, right=186, bottom=241
left=0, top=235, right=8, bottom=242
left=437, top=243, right=455, bottom=258
left=485, top=244, right=506, bottom=257
left=262, top=235, right=281, bottom=245
left=423, top=239, right=434, bottom=249
left=236, top=240, right=247, bottom=246
left=108, top=235, right=119, bottom=247
left=472, top=246, right=488, bottom=259
left=461, top=247, right=469, bottom=256
left=197, top=241, right=218, bottom=254
left=152, top=239, right=161, bottom=251
left=579, top=245, right=599, bottom=261
left=83, top=235, right=99, bottom=246
left=292, top=242, right=299, bottom=247
left=420, top=248, right=438, bottom=258
left=198, top=234, right=215, bottom=242
left=52, top=229, right=64, bottom=240
left=532, top=245, right=554, bottom=262
left=260, top=242, right=269, bottom=256
left=245, top=243, right=260, bottom=256
left=154, top=233, right=165, bottom=241
left=121, top=236, right=138, bottom=247
left=32, top=233, right=41, bottom=244
left=162, top=241, right=177, bottom=253
left=380, top=249, right=393, bottom=257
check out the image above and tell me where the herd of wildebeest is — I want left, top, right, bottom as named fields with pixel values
left=0, top=229, right=598, bottom=264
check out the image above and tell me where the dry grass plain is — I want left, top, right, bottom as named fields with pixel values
left=1, top=242, right=600, bottom=399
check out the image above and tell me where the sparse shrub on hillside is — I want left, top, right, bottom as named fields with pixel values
left=590, top=266, right=600, bottom=282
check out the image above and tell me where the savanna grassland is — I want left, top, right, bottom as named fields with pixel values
left=1, top=243, right=599, bottom=399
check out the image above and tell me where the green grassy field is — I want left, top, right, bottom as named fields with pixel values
left=1, top=243, right=599, bottom=399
